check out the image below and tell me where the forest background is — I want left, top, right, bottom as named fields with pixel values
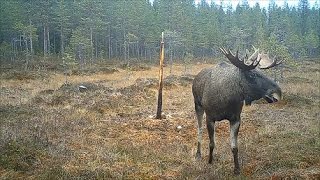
left=0, top=0, right=319, bottom=69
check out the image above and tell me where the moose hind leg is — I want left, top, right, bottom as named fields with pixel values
left=195, top=104, right=204, bottom=160
left=230, top=119, right=241, bottom=175
left=207, top=117, right=215, bottom=164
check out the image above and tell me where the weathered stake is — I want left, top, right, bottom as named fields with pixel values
left=156, top=32, right=165, bottom=119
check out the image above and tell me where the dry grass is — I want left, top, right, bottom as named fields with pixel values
left=0, top=60, right=319, bottom=179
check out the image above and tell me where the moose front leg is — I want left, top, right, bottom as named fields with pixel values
left=230, top=119, right=241, bottom=175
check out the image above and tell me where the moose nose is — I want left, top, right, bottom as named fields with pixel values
left=272, top=92, right=281, bottom=101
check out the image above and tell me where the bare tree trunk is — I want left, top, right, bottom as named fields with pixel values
left=11, top=39, right=15, bottom=62
left=144, top=43, right=147, bottom=60
left=29, top=32, right=33, bottom=54
left=29, top=19, right=34, bottom=60
left=53, top=32, right=56, bottom=54
left=123, top=26, right=127, bottom=63
left=127, top=41, right=130, bottom=66
left=124, top=41, right=127, bottom=64
left=19, top=35, right=22, bottom=47
left=201, top=49, right=204, bottom=62
left=169, top=45, right=173, bottom=74
left=150, top=48, right=154, bottom=62
left=43, top=26, right=47, bottom=57
left=47, top=26, right=50, bottom=55
left=95, top=34, right=98, bottom=60
left=136, top=42, right=140, bottom=59
left=12, top=39, right=17, bottom=62
left=60, top=26, right=64, bottom=57
left=90, top=27, right=93, bottom=64
left=24, top=32, right=29, bottom=70
left=108, top=27, right=111, bottom=59
left=116, top=41, right=122, bottom=58
left=156, top=32, right=165, bottom=119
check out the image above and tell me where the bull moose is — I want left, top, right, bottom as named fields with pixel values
left=192, top=47, right=282, bottom=174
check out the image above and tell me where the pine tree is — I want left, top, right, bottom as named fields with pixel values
left=298, top=0, right=309, bottom=36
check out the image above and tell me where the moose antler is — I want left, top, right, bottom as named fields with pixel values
left=252, top=45, right=283, bottom=69
left=220, top=47, right=261, bottom=71
left=258, top=52, right=283, bottom=69
left=220, top=46, right=283, bottom=70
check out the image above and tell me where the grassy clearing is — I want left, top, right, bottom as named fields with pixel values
left=0, top=61, right=319, bottom=179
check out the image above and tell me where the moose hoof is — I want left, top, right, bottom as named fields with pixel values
left=234, top=168, right=240, bottom=175
left=195, top=152, right=201, bottom=160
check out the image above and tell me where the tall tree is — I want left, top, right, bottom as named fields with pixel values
left=0, top=0, right=319, bottom=67
left=54, top=0, right=72, bottom=58
left=298, top=0, right=309, bottom=36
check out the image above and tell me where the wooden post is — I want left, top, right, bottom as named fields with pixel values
left=156, top=32, right=165, bottom=119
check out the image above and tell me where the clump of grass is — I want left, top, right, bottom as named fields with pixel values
left=69, top=66, right=118, bottom=75
left=0, top=70, right=48, bottom=80
left=118, top=62, right=152, bottom=71
left=281, top=93, right=315, bottom=107
left=39, top=165, right=114, bottom=179
left=286, top=76, right=313, bottom=83
left=164, top=74, right=195, bottom=87
left=0, top=141, right=42, bottom=172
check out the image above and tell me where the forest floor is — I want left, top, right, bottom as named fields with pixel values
left=0, top=60, right=319, bottom=179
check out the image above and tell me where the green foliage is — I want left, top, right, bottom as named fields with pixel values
left=0, top=0, right=319, bottom=64
left=67, top=29, right=92, bottom=60
left=265, top=33, right=291, bottom=61
left=304, top=30, right=319, bottom=49
left=0, top=42, right=11, bottom=60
